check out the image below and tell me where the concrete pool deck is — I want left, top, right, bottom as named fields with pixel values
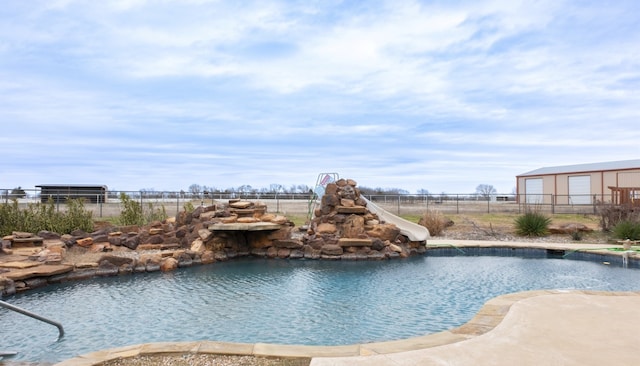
left=53, top=239, right=640, bottom=366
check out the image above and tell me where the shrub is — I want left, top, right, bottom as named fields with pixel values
left=514, top=211, right=551, bottom=237
left=597, top=203, right=639, bottom=231
left=145, top=202, right=168, bottom=223
left=570, top=230, right=583, bottom=241
left=118, top=193, right=168, bottom=226
left=418, top=210, right=448, bottom=236
left=118, top=193, right=144, bottom=226
left=0, top=198, right=93, bottom=236
left=612, top=220, right=640, bottom=241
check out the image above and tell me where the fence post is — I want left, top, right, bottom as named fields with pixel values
left=551, top=194, right=555, bottom=214
left=397, top=195, right=400, bottom=215
left=456, top=194, right=459, bottom=214
left=487, top=195, right=490, bottom=213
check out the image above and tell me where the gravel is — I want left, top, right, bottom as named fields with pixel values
left=99, top=354, right=310, bottom=366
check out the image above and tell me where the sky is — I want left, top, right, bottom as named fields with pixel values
left=1, top=0, right=639, bottom=195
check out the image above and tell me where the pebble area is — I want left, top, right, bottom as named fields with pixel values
left=101, top=354, right=310, bottom=366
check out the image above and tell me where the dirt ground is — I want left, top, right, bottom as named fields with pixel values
left=432, top=213, right=610, bottom=244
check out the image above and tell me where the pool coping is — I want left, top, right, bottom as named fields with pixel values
left=52, top=239, right=640, bottom=365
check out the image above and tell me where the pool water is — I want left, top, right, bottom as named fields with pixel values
left=2, top=255, right=640, bottom=363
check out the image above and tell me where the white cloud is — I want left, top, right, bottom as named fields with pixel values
left=0, top=0, right=638, bottom=193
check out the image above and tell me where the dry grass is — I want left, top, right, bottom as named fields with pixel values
left=418, top=210, right=448, bottom=236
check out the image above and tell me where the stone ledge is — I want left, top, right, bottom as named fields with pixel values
left=338, top=238, right=373, bottom=247
left=209, top=223, right=283, bottom=231
left=336, top=206, right=367, bottom=214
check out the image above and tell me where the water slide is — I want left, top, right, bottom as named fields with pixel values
left=361, top=196, right=430, bottom=242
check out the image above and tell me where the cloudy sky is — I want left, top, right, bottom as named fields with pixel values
left=1, top=0, right=638, bottom=194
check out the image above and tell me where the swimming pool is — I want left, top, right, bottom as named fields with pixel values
left=2, top=252, right=640, bottom=363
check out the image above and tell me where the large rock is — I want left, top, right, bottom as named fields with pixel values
left=317, top=223, right=337, bottom=234
left=366, top=224, right=401, bottom=241
left=548, top=223, right=593, bottom=234
left=321, top=244, right=343, bottom=256
left=99, top=255, right=135, bottom=267
left=273, top=239, right=303, bottom=249
left=76, top=237, right=94, bottom=248
left=191, top=239, right=205, bottom=253
left=122, top=236, right=140, bottom=250
left=341, top=215, right=365, bottom=238
left=160, top=257, right=178, bottom=272
left=201, top=250, right=215, bottom=264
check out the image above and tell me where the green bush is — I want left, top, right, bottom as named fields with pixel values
left=117, top=193, right=168, bottom=226
left=612, top=220, right=640, bottom=241
left=145, top=202, right=168, bottom=223
left=118, top=193, right=144, bottom=226
left=514, top=211, right=551, bottom=237
left=0, top=198, right=93, bottom=236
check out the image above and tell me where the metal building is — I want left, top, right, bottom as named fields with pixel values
left=36, top=184, right=108, bottom=203
left=516, top=159, right=640, bottom=206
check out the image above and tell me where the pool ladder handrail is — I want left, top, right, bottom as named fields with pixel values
left=0, top=299, right=64, bottom=340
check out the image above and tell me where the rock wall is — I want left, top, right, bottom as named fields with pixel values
left=1, top=189, right=425, bottom=296
left=303, top=178, right=426, bottom=259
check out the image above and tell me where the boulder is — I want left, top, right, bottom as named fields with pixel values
left=303, top=246, right=321, bottom=259
left=273, top=239, right=304, bottom=249
left=317, top=223, right=337, bottom=234
left=122, top=236, right=140, bottom=250
left=338, top=238, right=372, bottom=247
left=340, top=199, right=355, bottom=207
left=366, top=223, right=401, bottom=242
left=76, top=237, right=94, bottom=248
left=548, top=223, right=593, bottom=234
left=277, top=248, right=291, bottom=258
left=37, top=231, right=62, bottom=240
left=97, top=260, right=119, bottom=276
left=160, top=257, right=178, bottom=272
left=230, top=201, right=254, bottom=209
left=98, top=255, right=135, bottom=267
left=271, top=215, right=289, bottom=225
left=200, top=250, right=215, bottom=264
left=321, top=244, right=343, bottom=256
left=341, top=215, right=365, bottom=238
left=191, top=239, right=205, bottom=253
left=175, top=252, right=193, bottom=267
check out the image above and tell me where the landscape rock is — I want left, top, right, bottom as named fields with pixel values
left=548, top=223, right=593, bottom=234
left=160, top=257, right=178, bottom=272
left=321, top=244, right=343, bottom=256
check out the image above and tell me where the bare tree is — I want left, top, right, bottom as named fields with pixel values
left=476, top=184, right=497, bottom=199
left=188, top=184, right=202, bottom=196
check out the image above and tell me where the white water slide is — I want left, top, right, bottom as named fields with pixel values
left=311, top=173, right=430, bottom=242
left=361, top=196, right=430, bottom=242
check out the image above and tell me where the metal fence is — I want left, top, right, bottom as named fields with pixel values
left=1, top=188, right=616, bottom=218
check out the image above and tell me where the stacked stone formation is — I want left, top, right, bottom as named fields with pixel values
left=303, top=178, right=425, bottom=260
left=0, top=191, right=427, bottom=296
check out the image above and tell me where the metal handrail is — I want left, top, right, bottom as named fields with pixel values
left=0, top=300, right=64, bottom=339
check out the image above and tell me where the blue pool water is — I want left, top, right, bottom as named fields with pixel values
left=2, top=254, right=640, bottom=363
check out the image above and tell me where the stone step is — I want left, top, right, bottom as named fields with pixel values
left=336, top=206, right=367, bottom=214
left=229, top=208, right=257, bottom=217
left=338, top=238, right=373, bottom=247
left=10, top=236, right=44, bottom=248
